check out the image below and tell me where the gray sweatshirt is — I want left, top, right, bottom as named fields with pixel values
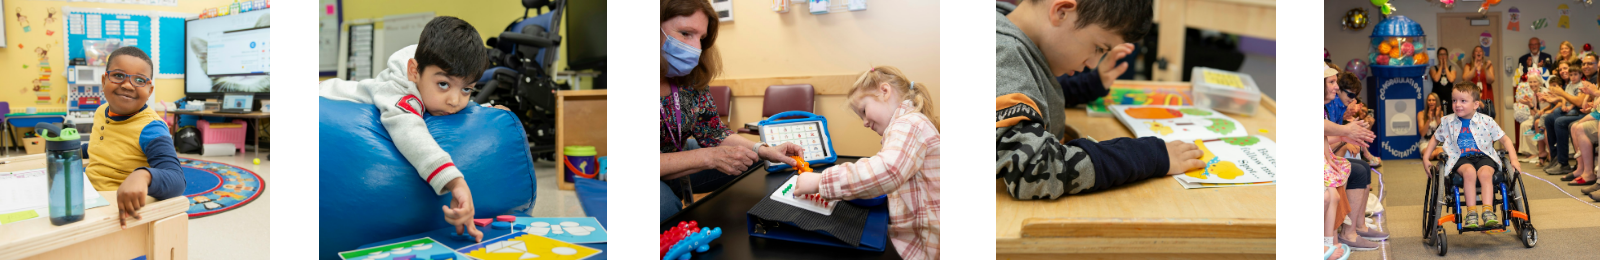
left=995, top=2, right=1171, bottom=200
left=320, top=44, right=464, bottom=195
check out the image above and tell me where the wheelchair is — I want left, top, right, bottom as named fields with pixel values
left=474, top=0, right=566, bottom=160
left=1421, top=149, right=1536, bottom=256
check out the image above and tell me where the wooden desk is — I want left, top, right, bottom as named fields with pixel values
left=555, top=90, right=606, bottom=190
left=0, top=154, right=189, bottom=260
left=995, top=82, right=1277, bottom=259
left=168, top=110, right=269, bottom=159
left=1152, top=0, right=1276, bottom=81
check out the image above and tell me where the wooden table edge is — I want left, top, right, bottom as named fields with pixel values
left=1019, top=217, right=1275, bottom=238
left=0, top=192, right=188, bottom=260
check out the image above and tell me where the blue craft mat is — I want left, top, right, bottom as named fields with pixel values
left=179, top=159, right=264, bottom=217
left=512, top=217, right=607, bottom=244
left=361, top=224, right=608, bottom=259
left=338, top=237, right=468, bottom=260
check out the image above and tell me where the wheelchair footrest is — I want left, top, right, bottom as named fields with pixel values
left=1459, top=224, right=1506, bottom=233
left=1511, top=210, right=1529, bottom=221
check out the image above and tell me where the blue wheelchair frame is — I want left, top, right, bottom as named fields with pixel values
left=1421, top=151, right=1537, bottom=256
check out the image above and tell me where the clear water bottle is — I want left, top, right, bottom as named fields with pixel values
left=40, top=122, right=84, bottom=226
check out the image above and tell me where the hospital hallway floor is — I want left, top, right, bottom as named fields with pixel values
left=1346, top=159, right=1600, bottom=260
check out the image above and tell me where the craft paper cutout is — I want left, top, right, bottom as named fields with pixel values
left=1509, top=7, right=1521, bottom=31
left=1480, top=32, right=1494, bottom=49
left=33, top=45, right=52, bottom=104
left=1561, top=4, right=1572, bottom=28
left=1533, top=18, right=1550, bottom=30
left=44, top=7, right=57, bottom=26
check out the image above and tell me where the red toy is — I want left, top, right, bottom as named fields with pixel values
left=660, top=221, right=701, bottom=256
left=473, top=218, right=492, bottom=227
left=496, top=215, right=516, bottom=222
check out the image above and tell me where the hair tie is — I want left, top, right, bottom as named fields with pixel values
left=908, top=81, right=915, bottom=91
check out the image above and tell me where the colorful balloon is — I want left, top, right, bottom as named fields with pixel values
left=1347, top=59, right=1370, bottom=79
left=1400, top=41, right=1415, bottom=56
left=1372, top=0, right=1396, bottom=15
left=1377, top=55, right=1392, bottom=65
left=1415, top=53, right=1430, bottom=64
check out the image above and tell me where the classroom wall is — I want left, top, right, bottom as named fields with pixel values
left=714, top=0, right=939, bottom=157
left=0, top=0, right=235, bottom=112
left=331, top=0, right=592, bottom=88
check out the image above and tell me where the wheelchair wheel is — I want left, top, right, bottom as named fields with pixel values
left=1433, top=221, right=1449, bottom=256
left=1519, top=223, right=1538, bottom=248
left=1421, top=172, right=1440, bottom=241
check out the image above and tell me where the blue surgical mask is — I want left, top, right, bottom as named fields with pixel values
left=662, top=30, right=702, bottom=77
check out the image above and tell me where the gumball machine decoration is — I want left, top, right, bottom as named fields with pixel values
left=1367, top=15, right=1428, bottom=160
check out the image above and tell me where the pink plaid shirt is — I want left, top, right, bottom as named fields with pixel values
left=818, top=100, right=940, bottom=260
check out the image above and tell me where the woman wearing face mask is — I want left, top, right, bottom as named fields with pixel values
left=658, top=0, right=805, bottom=221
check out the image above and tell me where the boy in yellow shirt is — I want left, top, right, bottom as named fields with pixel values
left=86, top=46, right=185, bottom=227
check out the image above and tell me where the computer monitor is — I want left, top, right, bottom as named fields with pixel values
left=222, top=93, right=253, bottom=111
left=186, top=9, right=270, bottom=99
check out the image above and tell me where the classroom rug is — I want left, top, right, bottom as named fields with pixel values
left=179, top=158, right=264, bottom=218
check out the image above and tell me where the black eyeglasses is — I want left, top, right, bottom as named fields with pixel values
left=106, top=69, right=151, bottom=87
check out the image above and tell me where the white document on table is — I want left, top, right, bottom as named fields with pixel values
left=0, top=168, right=107, bottom=217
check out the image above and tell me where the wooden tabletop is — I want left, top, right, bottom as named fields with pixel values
left=166, top=110, right=270, bottom=118
left=0, top=154, right=187, bottom=260
left=995, top=81, right=1277, bottom=257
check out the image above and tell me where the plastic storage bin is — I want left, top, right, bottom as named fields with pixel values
left=1190, top=67, right=1262, bottom=116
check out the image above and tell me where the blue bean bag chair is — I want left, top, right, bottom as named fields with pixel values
left=318, top=97, right=537, bottom=260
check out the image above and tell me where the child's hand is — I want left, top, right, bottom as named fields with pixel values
left=760, top=142, right=806, bottom=166
left=117, top=169, right=152, bottom=228
left=794, top=172, right=822, bottom=195
left=1164, top=141, right=1205, bottom=175
left=1096, top=43, right=1136, bottom=89
left=441, top=177, right=483, bottom=242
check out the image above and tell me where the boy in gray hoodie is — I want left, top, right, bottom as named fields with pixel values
left=996, top=0, right=1204, bottom=200
left=320, top=16, right=497, bottom=242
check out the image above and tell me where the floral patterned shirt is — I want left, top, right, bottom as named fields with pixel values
left=660, top=85, right=729, bottom=153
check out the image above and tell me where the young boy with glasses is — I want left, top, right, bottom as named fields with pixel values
left=86, top=46, right=186, bottom=228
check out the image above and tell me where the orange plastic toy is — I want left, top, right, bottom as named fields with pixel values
left=792, top=156, right=812, bottom=173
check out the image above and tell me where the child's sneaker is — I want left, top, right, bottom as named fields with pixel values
left=1482, top=208, right=1500, bottom=227
left=1462, top=207, right=1481, bottom=228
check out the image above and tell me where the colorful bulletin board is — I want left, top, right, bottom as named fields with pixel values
left=62, top=7, right=193, bottom=78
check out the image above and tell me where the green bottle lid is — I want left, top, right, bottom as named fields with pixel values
left=563, top=146, right=596, bottom=156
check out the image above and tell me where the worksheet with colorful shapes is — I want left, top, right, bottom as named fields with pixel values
left=1172, top=135, right=1278, bottom=188
left=457, top=231, right=601, bottom=260
left=512, top=217, right=607, bottom=244
left=1109, top=105, right=1248, bottom=142
left=337, top=237, right=468, bottom=260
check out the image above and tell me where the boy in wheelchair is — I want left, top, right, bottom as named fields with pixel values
left=1422, top=82, right=1523, bottom=229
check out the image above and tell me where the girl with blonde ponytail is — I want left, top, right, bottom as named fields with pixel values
left=791, top=65, right=942, bottom=259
